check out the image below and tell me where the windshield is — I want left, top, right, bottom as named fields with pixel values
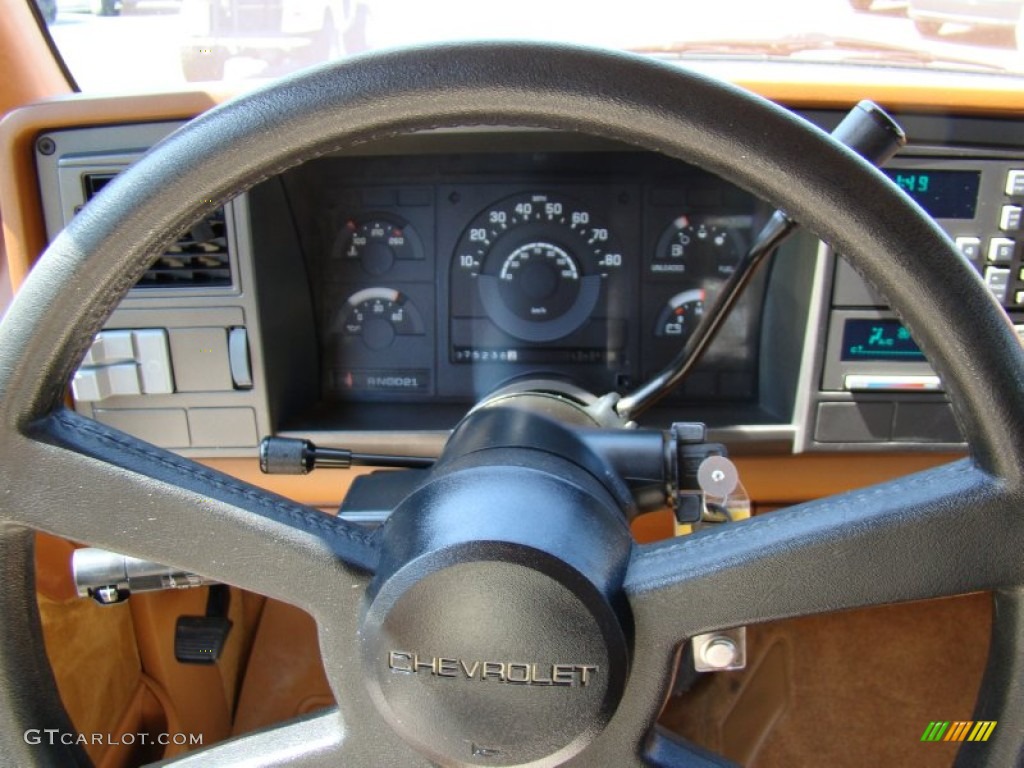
left=37, top=0, right=1024, bottom=91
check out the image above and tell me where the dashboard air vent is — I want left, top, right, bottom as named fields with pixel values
left=82, top=172, right=233, bottom=290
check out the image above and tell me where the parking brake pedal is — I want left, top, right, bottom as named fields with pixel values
left=175, top=584, right=232, bottom=665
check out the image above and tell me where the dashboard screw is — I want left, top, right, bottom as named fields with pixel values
left=37, top=136, right=56, bottom=156
left=448, top=191, right=461, bottom=205
left=700, top=636, right=739, bottom=670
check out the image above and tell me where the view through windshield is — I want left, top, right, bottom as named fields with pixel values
left=36, top=0, right=1024, bottom=92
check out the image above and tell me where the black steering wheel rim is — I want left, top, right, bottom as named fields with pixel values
left=1, top=41, right=1023, bottom=767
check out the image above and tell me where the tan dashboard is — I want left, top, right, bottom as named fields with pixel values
left=3, top=71, right=1023, bottom=507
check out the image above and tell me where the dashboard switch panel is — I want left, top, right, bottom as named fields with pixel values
left=72, top=363, right=142, bottom=402
left=1000, top=205, right=1022, bottom=232
left=815, top=403, right=893, bottom=443
left=954, top=236, right=981, bottom=260
left=985, top=266, right=1011, bottom=302
left=73, top=328, right=173, bottom=401
left=134, top=329, right=174, bottom=395
left=82, top=330, right=135, bottom=366
left=187, top=408, right=258, bottom=448
left=228, top=328, right=253, bottom=389
left=1006, top=170, right=1024, bottom=197
left=844, top=374, right=942, bottom=392
left=988, top=237, right=1016, bottom=263
left=94, top=408, right=190, bottom=448
left=168, top=328, right=233, bottom=392
left=815, top=149, right=1024, bottom=450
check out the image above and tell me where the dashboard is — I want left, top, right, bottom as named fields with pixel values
left=29, top=110, right=1024, bottom=458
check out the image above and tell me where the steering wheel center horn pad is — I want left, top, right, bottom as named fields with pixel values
left=361, top=407, right=632, bottom=766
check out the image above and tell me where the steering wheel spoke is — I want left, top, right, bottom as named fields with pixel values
left=150, top=709, right=434, bottom=768
left=626, top=459, right=1023, bottom=646
left=0, top=409, right=388, bottom=767
left=576, top=641, right=739, bottom=767
left=643, top=727, right=739, bottom=767
left=0, top=409, right=377, bottom=605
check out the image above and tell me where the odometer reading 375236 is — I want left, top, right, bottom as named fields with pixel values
left=451, top=192, right=624, bottom=344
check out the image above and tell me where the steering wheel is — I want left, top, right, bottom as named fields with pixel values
left=2, top=42, right=1023, bottom=768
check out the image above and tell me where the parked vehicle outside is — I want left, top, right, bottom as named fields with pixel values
left=908, top=0, right=1024, bottom=47
left=179, top=0, right=368, bottom=81
left=848, top=0, right=908, bottom=14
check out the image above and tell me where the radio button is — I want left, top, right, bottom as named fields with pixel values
left=1006, top=170, right=1024, bottom=197
left=1000, top=205, right=1022, bottom=232
left=988, top=237, right=1016, bottom=263
left=984, top=266, right=1010, bottom=303
left=954, top=236, right=981, bottom=260
left=893, top=403, right=961, bottom=443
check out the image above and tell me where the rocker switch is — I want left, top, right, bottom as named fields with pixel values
left=72, top=364, right=141, bottom=402
left=133, top=329, right=174, bottom=395
left=82, top=330, right=134, bottom=366
left=228, top=327, right=253, bottom=389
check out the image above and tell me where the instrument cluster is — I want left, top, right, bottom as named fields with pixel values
left=302, top=150, right=768, bottom=407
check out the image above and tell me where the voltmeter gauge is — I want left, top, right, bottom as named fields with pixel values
left=652, top=215, right=748, bottom=279
left=334, top=287, right=425, bottom=351
left=333, top=215, right=424, bottom=276
left=655, top=289, right=705, bottom=339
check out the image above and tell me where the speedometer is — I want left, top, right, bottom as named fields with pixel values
left=451, top=192, right=625, bottom=344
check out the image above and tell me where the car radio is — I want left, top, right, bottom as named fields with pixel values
left=809, top=150, right=1024, bottom=449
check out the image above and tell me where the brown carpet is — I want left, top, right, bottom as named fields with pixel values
left=233, top=595, right=992, bottom=766
left=661, top=593, right=992, bottom=767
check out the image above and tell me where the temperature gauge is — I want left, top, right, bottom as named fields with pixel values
left=655, top=289, right=705, bottom=339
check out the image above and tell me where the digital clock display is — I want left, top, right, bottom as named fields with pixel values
left=882, top=169, right=981, bottom=219
left=841, top=319, right=926, bottom=362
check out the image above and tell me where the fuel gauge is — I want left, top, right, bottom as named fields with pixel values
left=652, top=215, right=747, bottom=278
